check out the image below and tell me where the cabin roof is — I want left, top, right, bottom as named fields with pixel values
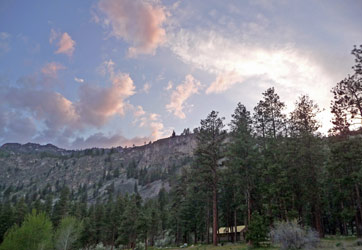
left=218, top=225, right=246, bottom=234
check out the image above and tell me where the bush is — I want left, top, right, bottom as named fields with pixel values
left=154, top=230, right=175, bottom=247
left=356, top=239, right=362, bottom=246
left=0, top=210, right=53, bottom=250
left=270, top=220, right=319, bottom=250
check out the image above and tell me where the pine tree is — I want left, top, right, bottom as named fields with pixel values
left=52, top=187, right=70, bottom=227
left=331, top=45, right=362, bottom=130
left=289, top=95, right=325, bottom=236
left=227, top=103, right=259, bottom=230
left=194, top=111, right=226, bottom=245
left=14, top=197, right=28, bottom=226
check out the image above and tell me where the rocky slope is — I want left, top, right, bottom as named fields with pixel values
left=0, top=134, right=196, bottom=202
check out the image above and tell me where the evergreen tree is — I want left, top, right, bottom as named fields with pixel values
left=0, top=202, right=14, bottom=243
left=289, top=95, right=325, bottom=236
left=194, top=111, right=226, bottom=245
left=227, top=103, right=259, bottom=231
left=52, top=187, right=70, bottom=227
left=331, top=45, right=362, bottom=130
left=14, top=197, right=28, bottom=226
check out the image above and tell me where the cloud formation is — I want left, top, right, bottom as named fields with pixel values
left=167, top=29, right=338, bottom=132
left=41, top=62, right=65, bottom=78
left=49, top=29, right=76, bottom=56
left=3, top=87, right=79, bottom=131
left=0, top=32, right=10, bottom=54
left=142, top=82, right=151, bottom=93
left=166, top=74, right=202, bottom=119
left=206, top=71, right=241, bottom=94
left=98, top=0, right=166, bottom=57
left=77, top=72, right=135, bottom=127
left=74, top=77, right=84, bottom=83
left=71, top=132, right=149, bottom=149
left=131, top=105, right=169, bottom=141
left=1, top=60, right=138, bottom=148
left=0, top=111, right=37, bottom=144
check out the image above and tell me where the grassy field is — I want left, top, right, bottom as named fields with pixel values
left=149, top=236, right=362, bottom=250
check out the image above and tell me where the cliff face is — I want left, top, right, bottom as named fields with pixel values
left=0, top=134, right=196, bottom=202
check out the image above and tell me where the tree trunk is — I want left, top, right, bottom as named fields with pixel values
left=356, top=212, right=362, bottom=237
left=206, top=199, right=210, bottom=244
left=355, top=184, right=362, bottom=237
left=340, top=201, right=348, bottom=235
left=234, top=209, right=237, bottom=243
left=247, top=188, right=251, bottom=226
left=313, top=205, right=324, bottom=237
left=213, top=185, right=218, bottom=246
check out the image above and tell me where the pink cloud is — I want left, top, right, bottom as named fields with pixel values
left=77, top=72, right=135, bottom=127
left=206, top=71, right=241, bottom=94
left=130, top=104, right=169, bottom=141
left=41, top=62, right=65, bottom=78
left=49, top=29, right=59, bottom=44
left=4, top=87, right=79, bottom=130
left=98, top=0, right=166, bottom=57
left=50, top=30, right=76, bottom=57
left=166, top=74, right=202, bottom=119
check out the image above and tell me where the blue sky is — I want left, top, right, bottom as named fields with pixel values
left=0, top=0, right=361, bottom=149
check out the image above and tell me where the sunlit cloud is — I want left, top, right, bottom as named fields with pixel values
left=165, top=81, right=173, bottom=91
left=166, top=74, right=202, bottom=119
left=131, top=104, right=169, bottom=141
left=41, top=62, right=65, bottom=78
left=142, top=82, right=151, bottom=93
left=167, top=29, right=336, bottom=132
left=206, top=71, right=241, bottom=94
left=97, top=0, right=167, bottom=57
left=49, top=29, right=76, bottom=57
left=77, top=71, right=135, bottom=127
left=74, top=77, right=84, bottom=83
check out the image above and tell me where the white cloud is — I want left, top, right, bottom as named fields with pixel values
left=74, top=77, right=84, bottom=83
left=142, top=82, right=151, bottom=93
left=0, top=32, right=11, bottom=53
left=206, top=71, right=241, bottom=94
left=165, top=81, right=173, bottom=91
left=167, top=29, right=336, bottom=132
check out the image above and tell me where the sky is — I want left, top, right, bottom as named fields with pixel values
left=0, top=0, right=361, bottom=149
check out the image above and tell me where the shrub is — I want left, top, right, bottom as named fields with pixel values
left=0, top=210, right=53, bottom=250
left=270, top=220, right=319, bottom=250
left=154, top=230, right=175, bottom=247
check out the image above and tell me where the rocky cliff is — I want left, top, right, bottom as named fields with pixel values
left=0, top=134, right=196, bottom=202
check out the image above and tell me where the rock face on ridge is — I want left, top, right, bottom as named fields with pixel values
left=0, top=134, right=196, bottom=202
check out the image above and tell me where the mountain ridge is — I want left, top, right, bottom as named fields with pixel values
left=0, top=134, right=196, bottom=202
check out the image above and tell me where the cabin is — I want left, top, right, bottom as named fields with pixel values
left=217, top=225, right=246, bottom=242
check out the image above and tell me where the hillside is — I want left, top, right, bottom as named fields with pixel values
left=0, top=134, right=196, bottom=202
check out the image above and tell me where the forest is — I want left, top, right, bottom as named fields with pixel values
left=0, top=46, right=361, bottom=250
